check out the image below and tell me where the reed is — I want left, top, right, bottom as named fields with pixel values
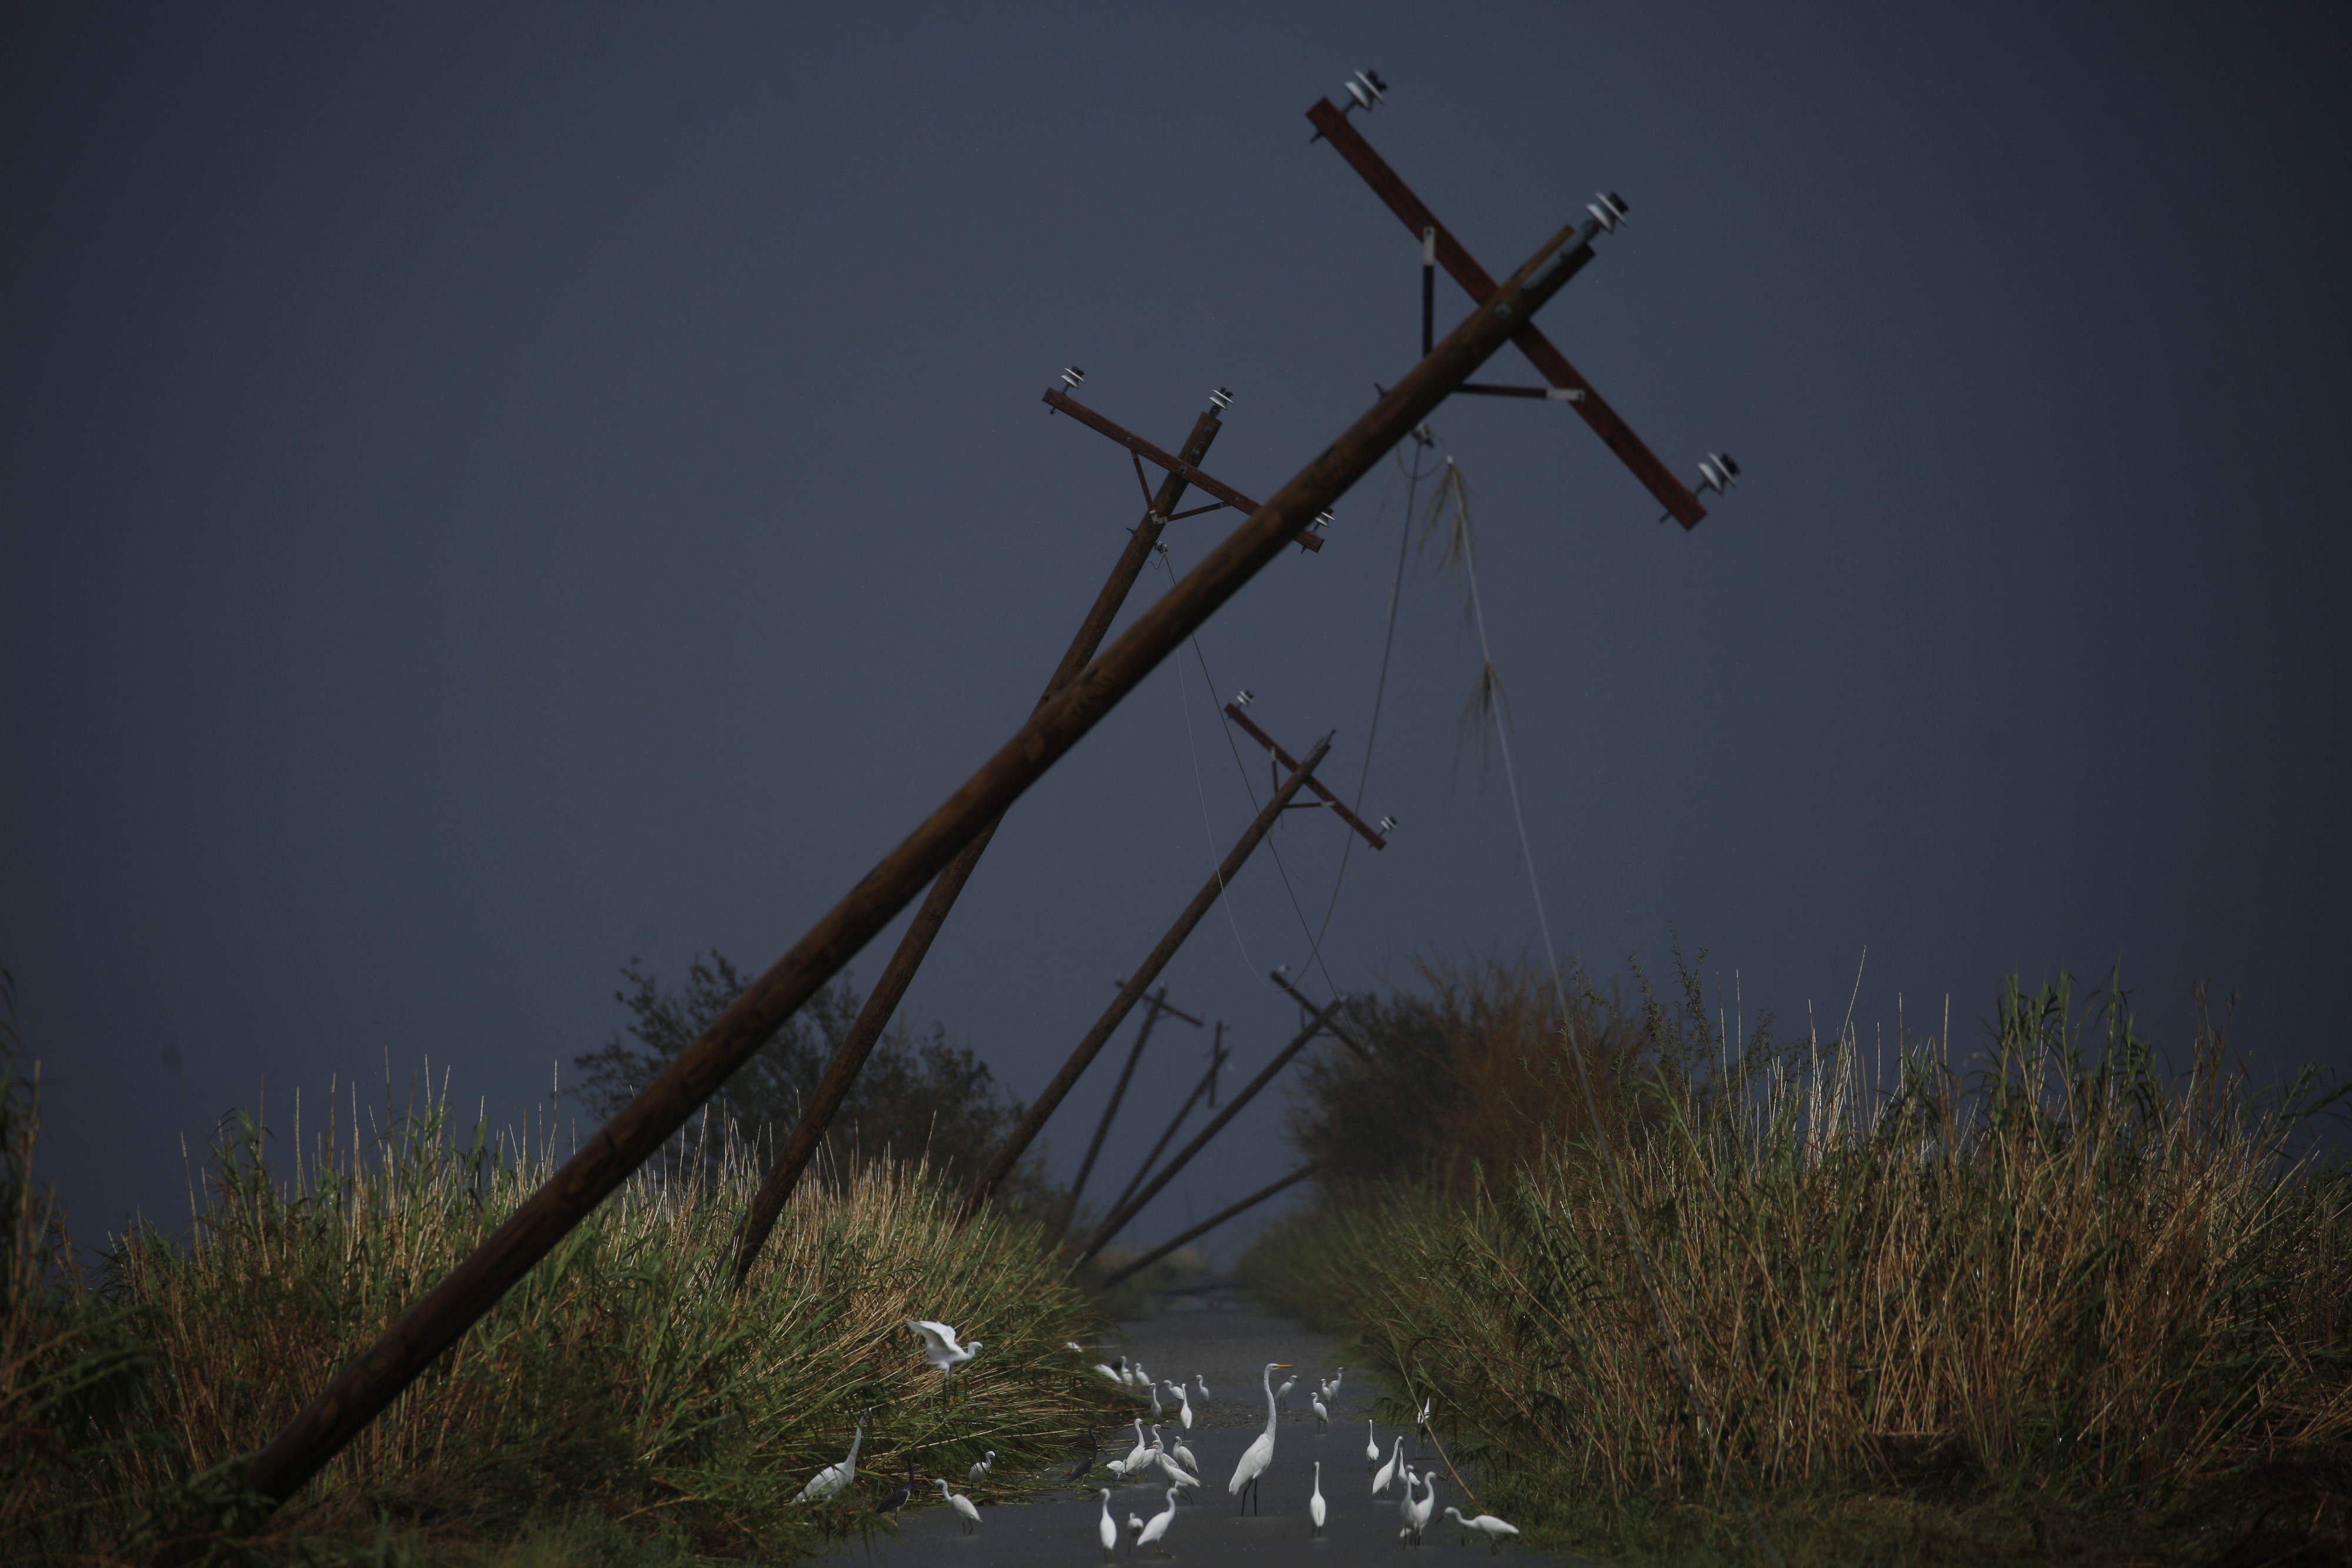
left=1245, top=969, right=2352, bottom=1563
left=5, top=1058, right=1116, bottom=1563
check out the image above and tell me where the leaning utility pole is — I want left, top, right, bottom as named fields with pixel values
left=243, top=153, right=1635, bottom=1516
left=1060, top=986, right=1203, bottom=1235
left=958, top=736, right=1333, bottom=1221
left=728, top=388, right=1232, bottom=1285
left=1078, top=995, right=1348, bottom=1265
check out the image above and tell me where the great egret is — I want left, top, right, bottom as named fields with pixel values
left=1097, top=1489, right=1118, bottom=1562
left=1444, top=1506, right=1522, bottom=1553
left=1311, top=1393, right=1331, bottom=1432
left=906, top=1319, right=982, bottom=1391
left=1309, top=1460, right=1327, bottom=1537
left=933, top=1477, right=980, bottom=1534
left=1122, top=1419, right=1152, bottom=1473
left=1397, top=1465, right=1418, bottom=1532
left=967, top=1450, right=994, bottom=1486
left=1165, top=1379, right=1194, bottom=1430
left=1227, top=1360, right=1291, bottom=1514
left=793, top=1411, right=867, bottom=1502
left=1137, top=1486, right=1179, bottom=1556
left=1406, top=1470, right=1438, bottom=1543
left=1365, top=1419, right=1381, bottom=1470
left=1372, top=1435, right=1405, bottom=1496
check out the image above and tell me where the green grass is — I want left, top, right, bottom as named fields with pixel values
left=2, top=1044, right=1125, bottom=1564
left=1241, top=969, right=2352, bottom=1565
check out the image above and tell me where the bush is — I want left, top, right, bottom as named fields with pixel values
left=7, top=1068, right=1120, bottom=1562
left=572, top=952, right=1061, bottom=1215
left=1244, top=960, right=2352, bottom=1564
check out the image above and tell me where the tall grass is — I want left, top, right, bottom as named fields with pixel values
left=7, top=1064, right=1118, bottom=1563
left=1245, top=967, right=2352, bottom=1563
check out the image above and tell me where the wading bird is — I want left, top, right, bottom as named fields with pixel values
left=1444, top=1506, right=1522, bottom=1553
left=1095, top=1355, right=1128, bottom=1386
left=906, top=1319, right=981, bottom=1392
left=1122, top=1419, right=1152, bottom=1474
left=1309, top=1460, right=1327, bottom=1537
left=1373, top=1435, right=1405, bottom=1496
left=968, top=1450, right=994, bottom=1486
left=1407, top=1470, right=1438, bottom=1543
left=1194, top=1373, right=1211, bottom=1405
left=793, top=1411, right=867, bottom=1503
left=1365, top=1419, right=1382, bottom=1470
left=1165, top=1378, right=1194, bottom=1430
left=1171, top=1435, right=1199, bottom=1476
left=933, top=1477, right=980, bottom=1534
left=1138, top=1485, right=1180, bottom=1556
left=874, top=1454, right=914, bottom=1515
left=1065, top=1429, right=1097, bottom=1485
left=1097, top=1489, right=1118, bottom=1562
left=1228, top=1360, right=1291, bottom=1514
left=1311, top=1392, right=1331, bottom=1432
left=1276, top=1374, right=1298, bottom=1419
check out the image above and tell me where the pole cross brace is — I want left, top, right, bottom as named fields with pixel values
left=1222, top=702, right=1387, bottom=850
left=1305, top=96, right=1708, bottom=529
left=1047, top=387, right=1326, bottom=553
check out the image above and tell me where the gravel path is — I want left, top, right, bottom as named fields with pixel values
left=807, top=1286, right=1591, bottom=1564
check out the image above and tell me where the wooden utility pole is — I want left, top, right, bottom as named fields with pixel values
left=1061, top=986, right=1202, bottom=1235
left=1078, top=995, right=1347, bottom=1265
left=1094, top=1162, right=1322, bottom=1290
left=958, top=735, right=1332, bottom=1221
left=243, top=203, right=1614, bottom=1513
left=728, top=398, right=1228, bottom=1286
left=1102, top=1021, right=1226, bottom=1226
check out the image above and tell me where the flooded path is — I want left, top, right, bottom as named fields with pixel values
left=810, top=1285, right=1592, bottom=1564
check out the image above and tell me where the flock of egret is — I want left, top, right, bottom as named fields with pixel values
left=789, top=1322, right=1522, bottom=1554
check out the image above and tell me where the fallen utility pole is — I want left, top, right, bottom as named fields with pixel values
left=1225, top=701, right=1388, bottom=849
left=1269, top=969, right=1370, bottom=1060
left=959, top=736, right=1332, bottom=1221
left=728, top=399, right=1231, bottom=1287
left=1102, top=1021, right=1227, bottom=1227
left=1078, top=994, right=1347, bottom=1266
left=243, top=203, right=1614, bottom=1514
left=1094, top=1162, right=1323, bottom=1291
left=1060, top=986, right=1204, bottom=1234
left=1307, top=95, right=1711, bottom=529
left=1045, top=389, right=1327, bottom=553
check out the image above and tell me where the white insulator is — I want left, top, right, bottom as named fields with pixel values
left=1061, top=366, right=1086, bottom=392
left=1234, top=688, right=1255, bottom=707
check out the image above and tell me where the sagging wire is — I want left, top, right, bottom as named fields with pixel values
left=1158, top=549, right=1344, bottom=1001
left=1438, top=445, right=1786, bottom=1568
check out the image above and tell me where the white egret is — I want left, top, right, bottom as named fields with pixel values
left=906, top=1319, right=982, bottom=1391
left=1415, top=1394, right=1435, bottom=1452
left=1148, top=1380, right=1164, bottom=1420
left=1193, top=1373, right=1211, bottom=1405
left=1275, top=1375, right=1298, bottom=1418
left=1095, top=1356, right=1127, bottom=1386
left=1397, top=1465, right=1418, bottom=1532
left=1104, top=1458, right=1128, bottom=1485
left=1407, top=1470, right=1438, bottom=1543
left=967, top=1450, right=994, bottom=1486
left=1067, top=1340, right=1087, bottom=1353
left=1171, top=1436, right=1200, bottom=1476
left=933, top=1477, right=981, bottom=1534
left=1372, top=1435, right=1405, bottom=1495
left=1152, top=1436, right=1200, bottom=1492
left=1227, top=1360, right=1291, bottom=1514
left=793, top=1410, right=867, bottom=1503
left=1326, top=1366, right=1348, bottom=1403
left=1365, top=1418, right=1382, bottom=1470
left=1125, top=1512, right=1144, bottom=1551
left=1164, top=1378, right=1194, bottom=1431
left=1122, top=1419, right=1152, bottom=1473
left=1309, top=1460, right=1327, bottom=1537
left=1137, top=1485, right=1179, bottom=1556
left=1444, top=1506, right=1521, bottom=1553
left=1097, top=1489, right=1118, bottom=1562
left=1128, top=1359, right=1151, bottom=1392
left=1311, top=1393, right=1331, bottom=1432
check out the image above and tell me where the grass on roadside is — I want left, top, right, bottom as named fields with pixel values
left=6, top=1048, right=1122, bottom=1564
left=1244, top=963, right=2352, bottom=1565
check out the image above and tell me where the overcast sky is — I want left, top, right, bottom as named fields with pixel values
left=6, top=3, right=2348, bottom=1260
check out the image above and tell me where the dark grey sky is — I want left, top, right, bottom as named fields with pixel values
left=6, top=4, right=2348, bottom=1258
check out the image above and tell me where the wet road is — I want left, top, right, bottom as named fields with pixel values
left=811, top=1289, right=1591, bottom=1564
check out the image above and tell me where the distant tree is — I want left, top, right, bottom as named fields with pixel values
left=572, top=951, right=1060, bottom=1214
